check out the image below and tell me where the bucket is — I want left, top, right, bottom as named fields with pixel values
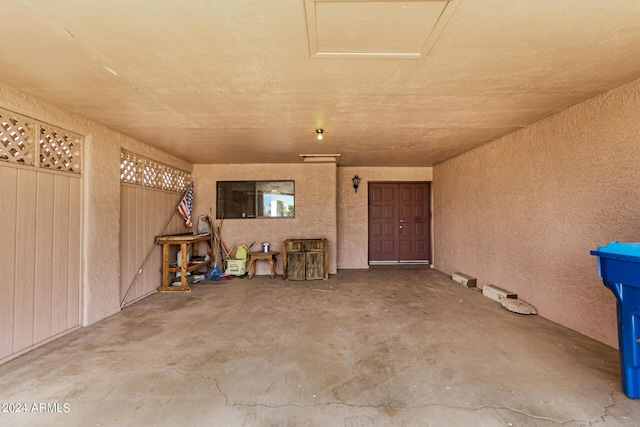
left=262, top=242, right=270, bottom=252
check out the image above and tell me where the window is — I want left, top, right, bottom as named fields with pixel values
left=217, top=181, right=295, bottom=219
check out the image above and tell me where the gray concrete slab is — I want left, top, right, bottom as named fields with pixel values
left=0, top=269, right=638, bottom=426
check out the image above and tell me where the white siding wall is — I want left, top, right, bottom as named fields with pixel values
left=0, top=165, right=82, bottom=363
left=119, top=185, right=186, bottom=305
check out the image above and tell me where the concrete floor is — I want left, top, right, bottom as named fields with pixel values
left=1, top=269, right=639, bottom=427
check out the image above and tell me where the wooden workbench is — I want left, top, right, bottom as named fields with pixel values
left=157, top=232, right=213, bottom=292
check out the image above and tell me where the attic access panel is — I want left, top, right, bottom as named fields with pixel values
left=304, top=0, right=459, bottom=59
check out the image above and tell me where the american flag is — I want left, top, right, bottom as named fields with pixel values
left=178, top=181, right=194, bottom=228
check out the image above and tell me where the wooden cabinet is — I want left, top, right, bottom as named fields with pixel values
left=283, top=238, right=329, bottom=280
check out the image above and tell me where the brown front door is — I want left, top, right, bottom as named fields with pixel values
left=368, top=182, right=431, bottom=264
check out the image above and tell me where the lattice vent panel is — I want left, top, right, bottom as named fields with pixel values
left=0, top=107, right=83, bottom=175
left=39, top=125, right=82, bottom=174
left=121, top=151, right=142, bottom=185
left=174, top=171, right=189, bottom=192
left=0, top=109, right=36, bottom=166
left=143, top=160, right=160, bottom=188
left=121, top=151, right=190, bottom=193
left=162, top=169, right=176, bottom=191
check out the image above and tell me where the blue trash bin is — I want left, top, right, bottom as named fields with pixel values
left=591, top=242, right=640, bottom=399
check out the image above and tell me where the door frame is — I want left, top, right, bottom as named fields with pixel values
left=367, top=181, right=432, bottom=265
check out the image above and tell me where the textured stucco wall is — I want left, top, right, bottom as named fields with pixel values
left=0, top=83, right=191, bottom=326
left=337, top=167, right=433, bottom=269
left=433, top=78, right=640, bottom=348
left=191, top=163, right=337, bottom=276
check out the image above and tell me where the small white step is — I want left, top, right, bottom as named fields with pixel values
left=482, top=285, right=517, bottom=302
left=452, top=272, right=477, bottom=288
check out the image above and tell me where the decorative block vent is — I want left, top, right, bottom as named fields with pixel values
left=121, top=150, right=190, bottom=193
left=0, top=107, right=82, bottom=175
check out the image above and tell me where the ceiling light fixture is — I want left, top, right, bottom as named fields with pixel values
left=316, top=128, right=324, bottom=140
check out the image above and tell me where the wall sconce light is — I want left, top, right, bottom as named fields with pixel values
left=352, top=175, right=361, bottom=193
left=316, top=128, right=324, bottom=140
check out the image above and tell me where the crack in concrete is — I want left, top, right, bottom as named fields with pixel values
left=222, top=400, right=618, bottom=427
left=219, top=399, right=569, bottom=425
left=146, top=362, right=215, bottom=380
left=146, top=362, right=234, bottom=407
left=580, top=390, right=616, bottom=427
left=146, top=362, right=617, bottom=426
left=214, top=378, right=230, bottom=406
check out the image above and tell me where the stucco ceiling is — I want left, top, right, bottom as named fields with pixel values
left=2, top=0, right=640, bottom=166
